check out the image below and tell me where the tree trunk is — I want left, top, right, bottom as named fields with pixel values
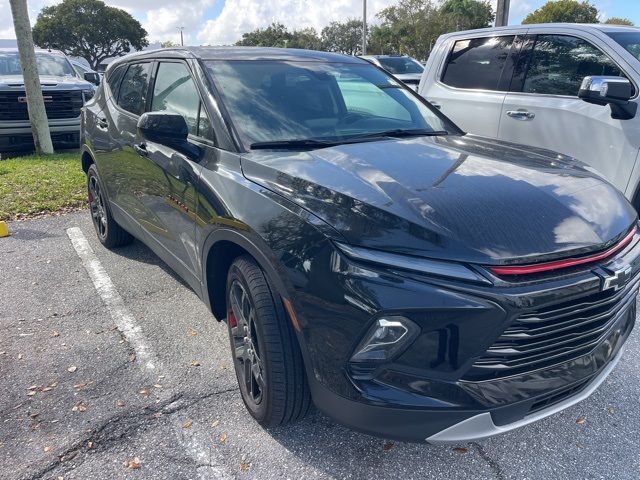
left=9, top=0, right=54, bottom=155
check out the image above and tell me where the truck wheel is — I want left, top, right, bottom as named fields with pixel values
left=87, top=164, right=133, bottom=248
left=225, top=255, right=311, bottom=427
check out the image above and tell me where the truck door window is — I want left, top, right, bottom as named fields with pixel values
left=523, top=35, right=624, bottom=96
left=441, top=36, right=515, bottom=91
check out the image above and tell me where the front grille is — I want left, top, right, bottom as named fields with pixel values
left=469, top=276, right=639, bottom=379
left=0, top=90, right=83, bottom=121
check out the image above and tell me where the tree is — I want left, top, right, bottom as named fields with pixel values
left=9, top=0, right=53, bottom=155
left=440, top=0, right=494, bottom=30
left=236, top=22, right=291, bottom=47
left=522, top=0, right=598, bottom=24
left=370, top=0, right=492, bottom=60
left=32, top=0, right=148, bottom=70
left=161, top=40, right=179, bottom=48
left=604, top=17, right=634, bottom=26
left=288, top=28, right=322, bottom=50
left=321, top=19, right=364, bottom=55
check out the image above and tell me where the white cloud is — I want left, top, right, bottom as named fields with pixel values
left=197, top=0, right=398, bottom=46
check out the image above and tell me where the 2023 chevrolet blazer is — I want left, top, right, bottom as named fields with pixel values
left=80, top=47, right=639, bottom=443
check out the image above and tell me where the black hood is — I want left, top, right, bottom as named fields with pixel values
left=241, top=134, right=637, bottom=265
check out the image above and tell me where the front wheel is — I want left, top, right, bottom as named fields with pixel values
left=226, top=255, right=311, bottom=427
left=87, top=164, right=133, bottom=248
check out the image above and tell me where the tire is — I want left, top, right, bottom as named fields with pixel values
left=225, top=255, right=311, bottom=427
left=87, top=164, right=133, bottom=248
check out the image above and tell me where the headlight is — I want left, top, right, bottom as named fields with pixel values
left=335, top=242, right=490, bottom=284
left=351, top=316, right=420, bottom=362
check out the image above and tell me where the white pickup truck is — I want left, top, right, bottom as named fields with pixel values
left=418, top=23, right=640, bottom=209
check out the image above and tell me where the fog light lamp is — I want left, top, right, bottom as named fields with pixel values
left=350, top=316, right=419, bottom=363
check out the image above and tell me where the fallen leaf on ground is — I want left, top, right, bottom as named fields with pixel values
left=240, top=462, right=250, bottom=472
left=73, top=383, right=88, bottom=390
left=123, top=457, right=141, bottom=469
left=44, top=446, right=52, bottom=452
left=87, top=441, right=94, bottom=449
left=26, top=391, right=37, bottom=397
left=129, top=353, right=136, bottom=362
left=220, top=433, right=228, bottom=443
left=51, top=331, right=60, bottom=337
left=138, top=389, right=150, bottom=396
left=72, top=402, right=87, bottom=412
left=383, top=442, right=394, bottom=451
left=41, top=387, right=53, bottom=392
left=67, top=366, right=77, bottom=373
left=18, top=354, right=23, bottom=360
left=453, top=447, right=468, bottom=454
left=576, top=417, right=586, bottom=425
left=212, top=420, right=220, bottom=427
left=187, top=328, right=198, bottom=336
left=153, top=384, right=162, bottom=389
left=116, top=400, right=125, bottom=407
left=182, top=420, right=193, bottom=429
left=190, top=361, right=201, bottom=367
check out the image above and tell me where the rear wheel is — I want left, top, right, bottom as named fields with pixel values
left=87, top=164, right=133, bottom=248
left=226, top=255, right=311, bottom=427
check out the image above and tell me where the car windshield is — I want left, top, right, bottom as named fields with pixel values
left=377, top=56, right=424, bottom=74
left=206, top=60, right=452, bottom=148
left=606, top=31, right=640, bottom=62
left=0, top=51, right=76, bottom=77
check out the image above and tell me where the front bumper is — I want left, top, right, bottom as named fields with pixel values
left=293, top=230, right=640, bottom=442
left=427, top=345, right=624, bottom=443
left=0, top=118, right=81, bottom=152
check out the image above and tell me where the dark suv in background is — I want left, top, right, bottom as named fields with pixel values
left=80, top=47, right=639, bottom=443
left=0, top=48, right=95, bottom=152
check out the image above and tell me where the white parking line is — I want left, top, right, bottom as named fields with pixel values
left=66, top=227, right=157, bottom=370
left=67, top=226, right=232, bottom=479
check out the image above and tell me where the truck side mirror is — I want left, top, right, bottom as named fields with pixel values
left=83, top=72, right=101, bottom=86
left=578, top=76, right=637, bottom=120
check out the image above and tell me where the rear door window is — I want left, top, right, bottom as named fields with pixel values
left=106, top=64, right=126, bottom=98
left=117, top=63, right=152, bottom=115
left=441, top=36, right=515, bottom=91
left=522, top=35, right=625, bottom=96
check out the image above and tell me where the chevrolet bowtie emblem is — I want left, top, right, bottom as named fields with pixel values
left=601, top=264, right=632, bottom=292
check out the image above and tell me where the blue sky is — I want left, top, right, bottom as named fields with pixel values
left=0, top=0, right=638, bottom=46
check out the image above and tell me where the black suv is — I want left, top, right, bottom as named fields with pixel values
left=81, top=47, right=639, bottom=443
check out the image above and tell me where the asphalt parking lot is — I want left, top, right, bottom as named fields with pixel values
left=1, top=211, right=639, bottom=480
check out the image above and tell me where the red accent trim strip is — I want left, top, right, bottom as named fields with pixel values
left=490, top=226, right=638, bottom=276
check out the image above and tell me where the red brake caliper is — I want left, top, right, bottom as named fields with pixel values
left=227, top=308, right=237, bottom=328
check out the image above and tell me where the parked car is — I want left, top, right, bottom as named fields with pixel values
left=360, top=54, right=424, bottom=90
left=0, top=48, right=95, bottom=152
left=418, top=23, right=640, bottom=209
left=70, top=59, right=101, bottom=87
left=81, top=47, right=639, bottom=443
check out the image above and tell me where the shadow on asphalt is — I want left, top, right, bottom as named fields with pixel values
left=109, top=238, right=195, bottom=293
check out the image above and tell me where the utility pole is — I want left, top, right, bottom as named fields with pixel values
left=361, top=0, right=367, bottom=55
left=177, top=26, right=184, bottom=46
left=495, top=0, right=510, bottom=27
left=9, top=0, right=53, bottom=155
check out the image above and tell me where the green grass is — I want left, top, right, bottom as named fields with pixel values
left=0, top=152, right=86, bottom=221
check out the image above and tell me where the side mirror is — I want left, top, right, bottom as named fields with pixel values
left=83, top=72, right=101, bottom=86
left=578, top=76, right=637, bottom=120
left=137, top=112, right=200, bottom=160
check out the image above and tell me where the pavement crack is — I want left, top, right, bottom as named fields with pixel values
left=471, top=442, right=507, bottom=480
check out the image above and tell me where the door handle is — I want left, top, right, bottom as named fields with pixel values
left=134, top=142, right=148, bottom=157
left=506, top=109, right=535, bottom=120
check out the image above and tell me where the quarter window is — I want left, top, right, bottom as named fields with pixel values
left=441, top=36, right=515, bottom=91
left=106, top=64, right=126, bottom=98
left=523, top=35, right=624, bottom=96
left=117, top=63, right=151, bottom=115
left=151, top=62, right=211, bottom=140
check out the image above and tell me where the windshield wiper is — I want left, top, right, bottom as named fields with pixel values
left=342, top=128, right=449, bottom=142
left=250, top=138, right=340, bottom=150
